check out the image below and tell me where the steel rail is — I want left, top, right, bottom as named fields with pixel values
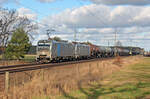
left=0, top=57, right=115, bottom=74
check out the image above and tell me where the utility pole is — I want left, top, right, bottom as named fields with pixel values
left=74, top=29, right=77, bottom=42
left=74, top=28, right=78, bottom=58
left=108, top=40, right=110, bottom=47
left=114, top=28, right=118, bottom=57
left=115, top=28, right=117, bottom=46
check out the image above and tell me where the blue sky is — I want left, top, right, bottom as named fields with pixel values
left=3, top=0, right=91, bottom=20
left=1, top=0, right=150, bottom=51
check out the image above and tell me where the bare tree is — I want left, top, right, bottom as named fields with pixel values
left=0, top=8, right=37, bottom=47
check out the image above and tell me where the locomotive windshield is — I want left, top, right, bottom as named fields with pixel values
left=38, top=43, right=50, bottom=51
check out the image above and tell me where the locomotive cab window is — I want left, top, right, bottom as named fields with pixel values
left=38, top=43, right=50, bottom=51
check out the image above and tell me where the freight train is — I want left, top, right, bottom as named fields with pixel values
left=143, top=51, right=150, bottom=57
left=36, top=40, right=144, bottom=62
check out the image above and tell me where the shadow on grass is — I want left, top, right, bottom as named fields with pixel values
left=57, top=59, right=150, bottom=99
left=57, top=84, right=78, bottom=99
left=58, top=80, right=150, bottom=99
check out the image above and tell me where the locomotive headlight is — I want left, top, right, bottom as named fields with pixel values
left=42, top=52, right=46, bottom=55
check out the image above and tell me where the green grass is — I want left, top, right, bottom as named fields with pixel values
left=55, top=57, right=150, bottom=99
left=22, top=55, right=36, bottom=62
left=0, top=55, right=2, bottom=59
left=0, top=54, right=36, bottom=62
left=0, top=55, right=36, bottom=60
left=24, top=55, right=36, bottom=60
left=32, top=96, right=50, bottom=99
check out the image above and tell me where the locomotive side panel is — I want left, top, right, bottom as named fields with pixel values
left=51, top=41, right=75, bottom=59
left=59, top=42, right=74, bottom=57
left=76, top=44, right=90, bottom=57
left=51, top=42, right=57, bottom=59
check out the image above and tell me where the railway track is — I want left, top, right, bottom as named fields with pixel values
left=0, top=57, right=115, bottom=74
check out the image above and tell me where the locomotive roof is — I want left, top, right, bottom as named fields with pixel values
left=38, top=40, right=89, bottom=46
left=38, top=40, right=51, bottom=43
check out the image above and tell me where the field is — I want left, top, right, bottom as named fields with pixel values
left=1, top=56, right=148, bottom=99
left=0, top=55, right=36, bottom=66
left=55, top=57, right=150, bottom=99
left=23, top=55, right=36, bottom=62
left=0, top=55, right=2, bottom=59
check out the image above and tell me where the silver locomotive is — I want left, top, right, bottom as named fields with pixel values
left=36, top=40, right=90, bottom=62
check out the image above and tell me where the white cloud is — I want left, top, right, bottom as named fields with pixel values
left=35, top=4, right=150, bottom=50
left=41, top=4, right=111, bottom=28
left=88, top=0, right=150, bottom=5
left=41, top=4, right=150, bottom=28
left=17, top=7, right=37, bottom=20
left=36, top=0, right=150, bottom=5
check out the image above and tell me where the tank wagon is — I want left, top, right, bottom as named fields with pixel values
left=36, top=40, right=90, bottom=62
left=143, top=51, right=150, bottom=57
left=117, top=47, right=130, bottom=56
left=131, top=47, right=144, bottom=55
left=98, top=46, right=114, bottom=57
left=111, top=46, right=144, bottom=56
left=85, top=44, right=115, bottom=58
left=86, top=44, right=99, bottom=57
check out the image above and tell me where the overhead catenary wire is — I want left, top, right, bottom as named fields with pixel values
left=17, top=1, right=149, bottom=50
left=17, top=2, right=65, bottom=34
left=79, top=1, right=150, bottom=49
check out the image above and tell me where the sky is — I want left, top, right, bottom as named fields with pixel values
left=1, top=0, right=150, bottom=51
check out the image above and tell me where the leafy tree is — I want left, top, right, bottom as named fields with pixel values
left=5, top=28, right=31, bottom=59
left=82, top=41, right=92, bottom=45
left=49, top=36, right=68, bottom=42
left=52, top=36, right=62, bottom=41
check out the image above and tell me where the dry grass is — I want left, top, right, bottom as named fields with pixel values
left=0, top=60, right=27, bottom=66
left=0, top=56, right=143, bottom=99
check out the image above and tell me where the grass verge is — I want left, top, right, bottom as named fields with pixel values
left=56, top=57, right=150, bottom=99
left=1, top=56, right=144, bottom=99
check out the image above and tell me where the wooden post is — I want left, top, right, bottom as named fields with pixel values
left=77, top=64, right=80, bottom=79
left=97, top=62, right=99, bottom=69
left=5, top=72, right=9, bottom=93
left=89, top=63, right=91, bottom=74
left=42, top=69, right=44, bottom=80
